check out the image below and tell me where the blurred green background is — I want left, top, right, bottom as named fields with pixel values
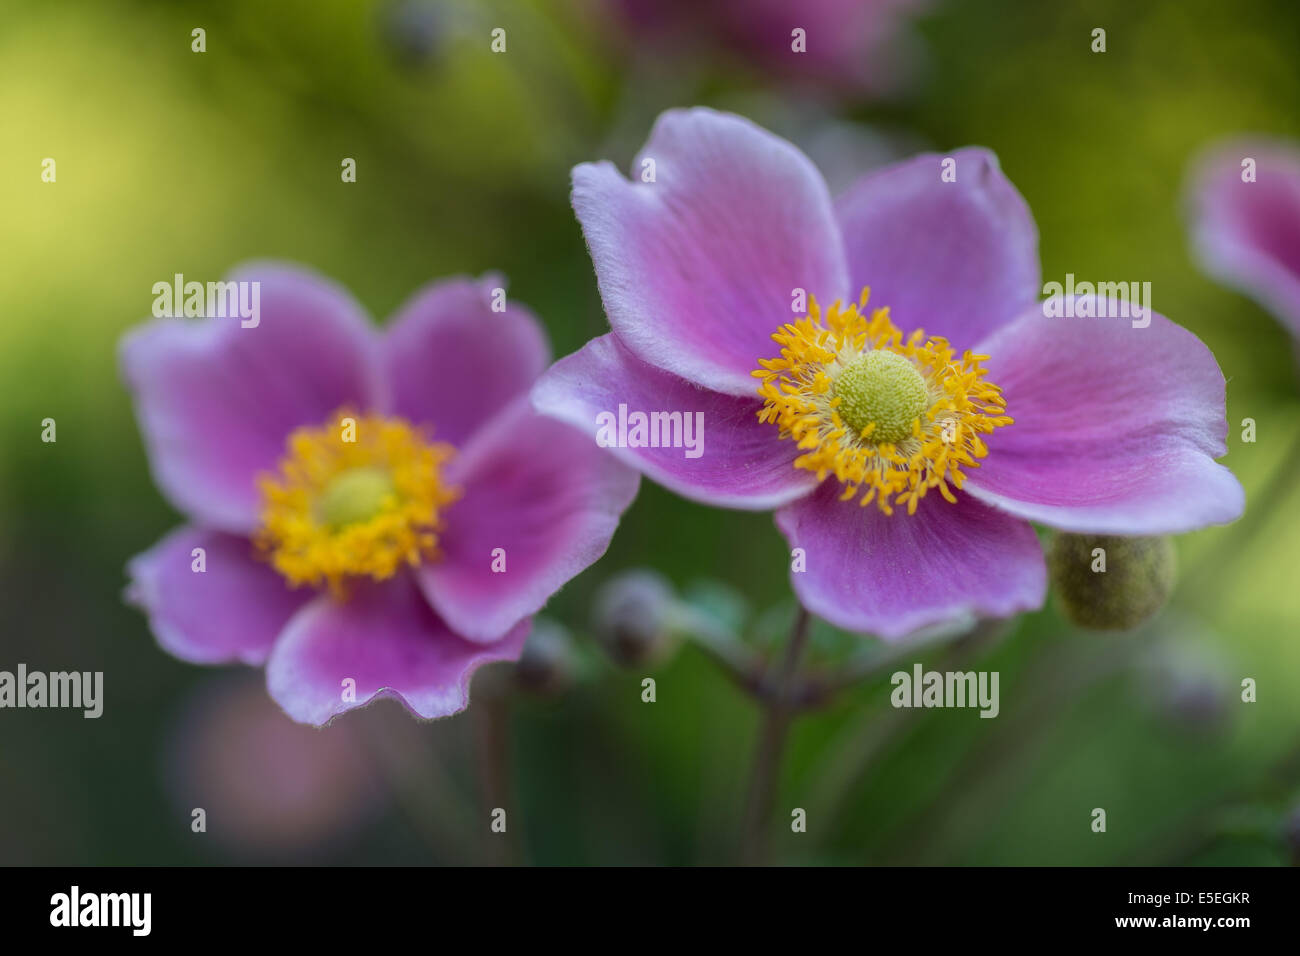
left=2, top=0, right=1298, bottom=865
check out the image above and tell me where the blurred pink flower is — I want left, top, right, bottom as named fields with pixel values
left=122, top=264, right=637, bottom=725
left=1188, top=138, right=1300, bottom=342
left=165, top=674, right=384, bottom=856
left=607, top=0, right=930, bottom=98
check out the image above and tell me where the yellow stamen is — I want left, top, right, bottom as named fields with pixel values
left=752, top=288, right=1013, bottom=515
left=255, top=410, right=459, bottom=595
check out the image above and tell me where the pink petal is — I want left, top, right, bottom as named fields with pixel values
left=120, top=262, right=383, bottom=533
left=965, top=297, right=1245, bottom=534
left=836, top=148, right=1041, bottom=351
left=775, top=483, right=1046, bottom=640
left=125, top=526, right=310, bottom=665
left=531, top=333, right=817, bottom=509
left=266, top=574, right=528, bottom=726
left=572, top=107, right=849, bottom=396
left=418, top=398, right=640, bottom=642
left=381, top=274, right=551, bottom=447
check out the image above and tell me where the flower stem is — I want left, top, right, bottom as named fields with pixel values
left=474, top=692, right=522, bottom=866
left=738, top=605, right=812, bottom=865
left=362, top=718, right=478, bottom=862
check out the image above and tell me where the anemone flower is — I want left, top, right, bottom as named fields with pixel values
left=1188, top=138, right=1300, bottom=345
left=122, top=264, right=638, bottom=724
left=533, top=108, right=1242, bottom=639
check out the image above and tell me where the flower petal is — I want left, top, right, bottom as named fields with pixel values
left=775, top=483, right=1046, bottom=640
left=531, top=333, right=818, bottom=509
left=1188, top=139, right=1300, bottom=338
left=381, top=274, right=551, bottom=447
left=572, top=107, right=849, bottom=396
left=836, top=148, right=1041, bottom=351
left=418, top=398, right=640, bottom=642
left=266, top=574, right=527, bottom=726
left=964, top=297, right=1245, bottom=534
left=120, top=262, right=383, bottom=533
left=125, top=526, right=310, bottom=665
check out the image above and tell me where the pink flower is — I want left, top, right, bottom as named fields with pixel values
left=122, top=264, right=638, bottom=724
left=533, top=109, right=1243, bottom=640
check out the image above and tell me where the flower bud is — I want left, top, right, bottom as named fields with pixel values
left=1047, top=533, right=1176, bottom=631
left=591, top=569, right=679, bottom=667
left=1134, top=615, right=1232, bottom=736
left=380, top=0, right=446, bottom=69
left=513, top=618, right=578, bottom=696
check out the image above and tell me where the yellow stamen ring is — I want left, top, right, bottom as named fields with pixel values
left=255, top=410, right=459, bottom=595
left=752, top=288, right=1013, bottom=515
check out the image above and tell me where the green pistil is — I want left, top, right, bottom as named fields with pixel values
left=831, top=350, right=928, bottom=444
left=316, top=467, right=396, bottom=529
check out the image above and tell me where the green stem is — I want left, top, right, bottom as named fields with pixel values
left=738, top=606, right=812, bottom=865
left=475, top=692, right=523, bottom=866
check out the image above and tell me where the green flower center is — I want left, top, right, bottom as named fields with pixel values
left=830, top=350, right=929, bottom=444
left=315, top=467, right=396, bottom=529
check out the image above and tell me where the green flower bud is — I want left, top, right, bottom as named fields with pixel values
left=1047, top=533, right=1176, bottom=631
left=514, top=618, right=578, bottom=697
left=591, top=569, right=679, bottom=667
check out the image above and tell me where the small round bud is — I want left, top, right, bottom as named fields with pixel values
left=591, top=569, right=679, bottom=667
left=1155, top=669, right=1226, bottom=733
left=379, top=0, right=445, bottom=69
left=1135, top=618, right=1231, bottom=736
left=514, top=618, right=578, bottom=696
left=1048, top=533, right=1176, bottom=631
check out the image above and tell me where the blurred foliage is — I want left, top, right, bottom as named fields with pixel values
left=1, top=0, right=1298, bottom=864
